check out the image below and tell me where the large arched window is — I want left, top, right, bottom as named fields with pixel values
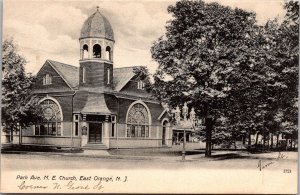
left=126, top=103, right=150, bottom=138
left=35, top=98, right=63, bottom=136
left=93, top=44, right=101, bottom=58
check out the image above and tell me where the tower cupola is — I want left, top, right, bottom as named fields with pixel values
left=79, top=6, right=114, bottom=62
left=79, top=7, right=114, bottom=89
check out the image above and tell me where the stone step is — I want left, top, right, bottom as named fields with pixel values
left=83, top=143, right=108, bottom=150
left=83, top=149, right=110, bottom=156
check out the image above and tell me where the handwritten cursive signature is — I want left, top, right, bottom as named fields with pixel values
left=276, top=152, right=288, bottom=160
left=17, top=181, right=48, bottom=190
left=257, top=152, right=289, bottom=171
left=64, top=181, right=90, bottom=190
left=257, top=160, right=275, bottom=171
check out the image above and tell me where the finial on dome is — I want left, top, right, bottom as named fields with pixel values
left=96, top=6, right=99, bottom=11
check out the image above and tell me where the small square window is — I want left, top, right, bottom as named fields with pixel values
left=43, top=74, right=52, bottom=85
left=137, top=80, right=145, bottom=90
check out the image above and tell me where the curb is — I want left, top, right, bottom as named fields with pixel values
left=1, top=150, right=160, bottom=161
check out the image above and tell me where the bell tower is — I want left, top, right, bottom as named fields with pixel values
left=79, top=6, right=114, bottom=90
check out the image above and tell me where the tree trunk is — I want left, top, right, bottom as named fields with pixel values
left=255, top=133, right=259, bottom=146
left=270, top=133, right=274, bottom=149
left=276, top=134, right=279, bottom=149
left=248, top=133, right=251, bottom=145
left=233, top=138, right=237, bottom=149
left=10, top=127, right=13, bottom=143
left=263, top=134, right=267, bottom=147
left=205, top=117, right=213, bottom=157
left=19, top=127, right=22, bottom=145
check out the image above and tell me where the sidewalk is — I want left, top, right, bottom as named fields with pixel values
left=1, top=143, right=296, bottom=162
left=1, top=143, right=208, bottom=161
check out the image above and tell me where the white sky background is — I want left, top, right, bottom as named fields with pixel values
left=3, top=0, right=286, bottom=75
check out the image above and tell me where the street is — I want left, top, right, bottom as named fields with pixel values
left=1, top=151, right=297, bottom=194
left=1, top=150, right=297, bottom=171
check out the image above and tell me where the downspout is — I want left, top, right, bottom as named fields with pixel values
left=116, top=97, right=119, bottom=150
left=70, top=90, right=77, bottom=150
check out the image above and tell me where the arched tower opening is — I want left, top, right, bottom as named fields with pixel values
left=82, top=44, right=89, bottom=59
left=93, top=44, right=101, bottom=58
left=106, top=46, right=111, bottom=61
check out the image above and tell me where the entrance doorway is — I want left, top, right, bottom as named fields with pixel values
left=88, top=123, right=102, bottom=143
left=162, top=121, right=167, bottom=145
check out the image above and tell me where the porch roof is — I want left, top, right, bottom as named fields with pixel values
left=172, top=120, right=195, bottom=131
left=80, top=92, right=112, bottom=115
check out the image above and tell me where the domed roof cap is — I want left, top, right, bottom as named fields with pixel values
left=80, top=8, right=114, bottom=40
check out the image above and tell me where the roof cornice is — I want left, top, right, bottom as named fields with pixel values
left=104, top=91, right=160, bottom=104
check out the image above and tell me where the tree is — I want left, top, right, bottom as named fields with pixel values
left=214, top=1, right=298, bottom=150
left=151, top=0, right=258, bottom=156
left=2, top=38, right=42, bottom=143
left=273, top=1, right=298, bottom=149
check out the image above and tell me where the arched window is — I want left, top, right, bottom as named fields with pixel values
left=162, top=120, right=168, bottom=145
left=35, top=98, right=63, bottom=136
left=126, top=103, right=150, bottom=138
left=105, top=46, right=111, bottom=60
left=83, top=44, right=89, bottom=59
left=93, top=44, right=101, bottom=58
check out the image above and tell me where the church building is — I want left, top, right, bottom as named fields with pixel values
left=18, top=8, right=172, bottom=149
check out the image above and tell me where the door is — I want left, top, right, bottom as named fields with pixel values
left=162, top=121, right=167, bottom=145
left=162, top=126, right=166, bottom=145
left=88, top=123, right=102, bottom=143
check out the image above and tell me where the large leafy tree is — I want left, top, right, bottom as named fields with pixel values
left=151, top=0, right=258, bottom=156
left=271, top=1, right=299, bottom=148
left=2, top=38, right=42, bottom=143
left=225, top=20, right=279, bottom=147
left=227, top=0, right=298, bottom=150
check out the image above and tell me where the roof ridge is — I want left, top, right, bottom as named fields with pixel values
left=114, top=65, right=143, bottom=69
left=47, top=59, right=78, bottom=69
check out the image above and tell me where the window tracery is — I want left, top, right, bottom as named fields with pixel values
left=35, top=99, right=62, bottom=136
left=126, top=103, right=150, bottom=138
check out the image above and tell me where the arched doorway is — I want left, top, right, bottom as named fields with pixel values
left=162, top=120, right=168, bottom=145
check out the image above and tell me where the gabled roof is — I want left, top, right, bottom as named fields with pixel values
left=47, top=60, right=79, bottom=89
left=37, top=60, right=140, bottom=92
left=113, top=66, right=140, bottom=91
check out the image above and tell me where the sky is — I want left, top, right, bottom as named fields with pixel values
left=3, top=0, right=286, bottom=75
